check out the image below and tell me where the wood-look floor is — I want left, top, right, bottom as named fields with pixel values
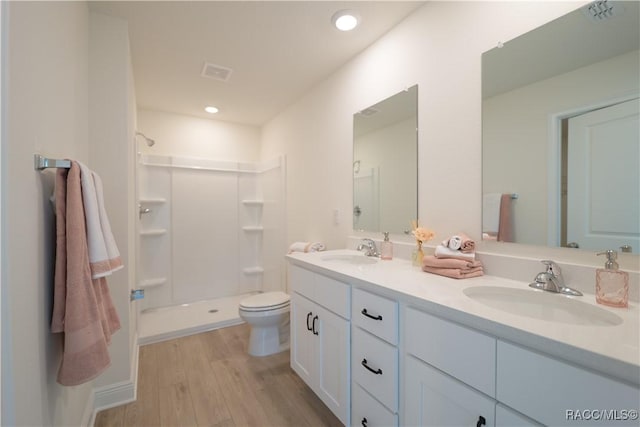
left=95, top=324, right=342, bottom=427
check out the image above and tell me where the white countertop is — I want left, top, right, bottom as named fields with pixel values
left=286, top=249, right=640, bottom=386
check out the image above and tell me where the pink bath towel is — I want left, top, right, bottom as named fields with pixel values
left=422, top=255, right=481, bottom=270
left=422, top=265, right=484, bottom=279
left=497, top=194, right=514, bottom=242
left=51, top=162, right=121, bottom=386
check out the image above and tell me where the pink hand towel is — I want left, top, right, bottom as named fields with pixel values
left=458, top=232, right=476, bottom=253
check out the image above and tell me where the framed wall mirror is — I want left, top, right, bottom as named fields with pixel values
left=482, top=1, right=639, bottom=253
left=353, top=85, right=418, bottom=234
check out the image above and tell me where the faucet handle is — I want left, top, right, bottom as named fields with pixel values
left=540, top=260, right=562, bottom=277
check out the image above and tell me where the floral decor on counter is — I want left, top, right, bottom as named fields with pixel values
left=411, top=221, right=434, bottom=267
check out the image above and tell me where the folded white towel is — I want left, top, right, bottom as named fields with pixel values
left=434, top=245, right=476, bottom=261
left=445, top=235, right=462, bottom=250
left=288, top=241, right=326, bottom=254
left=483, top=193, right=501, bottom=234
left=78, top=162, right=123, bottom=278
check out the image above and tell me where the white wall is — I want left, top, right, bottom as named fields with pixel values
left=88, top=11, right=137, bottom=399
left=483, top=50, right=639, bottom=246
left=2, top=2, right=93, bottom=425
left=137, top=109, right=261, bottom=161
left=262, top=1, right=585, bottom=252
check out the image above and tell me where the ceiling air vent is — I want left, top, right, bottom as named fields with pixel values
left=201, top=62, right=233, bottom=82
left=582, top=0, right=620, bottom=22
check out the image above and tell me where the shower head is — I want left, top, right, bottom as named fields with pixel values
left=135, top=131, right=155, bottom=147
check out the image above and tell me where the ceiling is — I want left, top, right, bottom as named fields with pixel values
left=89, top=1, right=425, bottom=127
left=482, top=0, right=639, bottom=99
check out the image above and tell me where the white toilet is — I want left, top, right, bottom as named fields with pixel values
left=239, top=291, right=291, bottom=357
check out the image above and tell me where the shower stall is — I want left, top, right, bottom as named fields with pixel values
left=135, top=152, right=286, bottom=344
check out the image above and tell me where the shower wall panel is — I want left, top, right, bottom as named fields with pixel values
left=171, top=170, right=240, bottom=303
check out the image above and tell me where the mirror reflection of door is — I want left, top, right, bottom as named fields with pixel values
left=564, top=98, right=639, bottom=253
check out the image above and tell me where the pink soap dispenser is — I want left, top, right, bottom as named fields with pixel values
left=380, top=232, right=393, bottom=260
left=595, top=250, right=629, bottom=308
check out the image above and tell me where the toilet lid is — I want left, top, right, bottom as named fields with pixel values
left=240, top=291, right=290, bottom=311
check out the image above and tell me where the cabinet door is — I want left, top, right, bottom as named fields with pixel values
left=496, top=404, right=541, bottom=427
left=404, top=355, right=495, bottom=427
left=290, top=293, right=316, bottom=386
left=316, top=304, right=350, bottom=425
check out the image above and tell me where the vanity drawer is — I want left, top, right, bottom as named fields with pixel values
left=315, top=273, right=350, bottom=319
left=353, top=287, right=398, bottom=344
left=352, top=383, right=398, bottom=427
left=289, top=264, right=315, bottom=299
left=353, top=326, right=398, bottom=412
left=289, top=265, right=350, bottom=319
left=405, top=307, right=496, bottom=397
left=497, top=340, right=640, bottom=426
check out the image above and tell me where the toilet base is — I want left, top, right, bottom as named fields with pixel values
left=247, top=323, right=289, bottom=357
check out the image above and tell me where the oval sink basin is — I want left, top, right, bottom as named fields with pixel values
left=463, top=286, right=623, bottom=327
left=320, top=254, right=378, bottom=265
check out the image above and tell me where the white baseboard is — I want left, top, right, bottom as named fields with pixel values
left=89, top=334, right=140, bottom=423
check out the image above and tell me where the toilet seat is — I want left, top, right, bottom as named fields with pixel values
left=239, top=291, right=290, bottom=312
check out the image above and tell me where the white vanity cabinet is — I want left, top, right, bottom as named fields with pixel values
left=497, top=341, right=640, bottom=426
left=351, top=288, right=399, bottom=427
left=286, top=252, right=639, bottom=427
left=289, top=265, right=350, bottom=425
left=403, top=307, right=497, bottom=427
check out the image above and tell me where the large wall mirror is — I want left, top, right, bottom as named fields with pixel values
left=353, top=85, right=418, bottom=234
left=482, top=1, right=639, bottom=253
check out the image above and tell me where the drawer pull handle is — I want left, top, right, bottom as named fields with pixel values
left=361, top=417, right=368, bottom=427
left=361, top=308, right=383, bottom=321
left=476, top=415, right=486, bottom=427
left=306, top=312, right=313, bottom=331
left=361, top=358, right=382, bottom=375
left=312, top=315, right=319, bottom=335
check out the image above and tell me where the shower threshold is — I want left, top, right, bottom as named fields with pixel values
left=138, top=292, right=258, bottom=345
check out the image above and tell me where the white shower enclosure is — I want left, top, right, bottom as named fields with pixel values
left=136, top=154, right=286, bottom=311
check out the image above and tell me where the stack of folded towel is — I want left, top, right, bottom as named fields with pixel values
left=422, top=232, right=484, bottom=279
left=288, top=241, right=326, bottom=254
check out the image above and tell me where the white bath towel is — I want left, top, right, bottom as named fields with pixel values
left=78, top=162, right=123, bottom=278
left=288, top=241, right=326, bottom=254
left=482, top=193, right=501, bottom=234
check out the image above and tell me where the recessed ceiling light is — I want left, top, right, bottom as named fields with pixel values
left=332, top=10, right=359, bottom=31
left=205, top=106, right=219, bottom=114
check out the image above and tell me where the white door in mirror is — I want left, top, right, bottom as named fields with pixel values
left=567, top=98, right=639, bottom=253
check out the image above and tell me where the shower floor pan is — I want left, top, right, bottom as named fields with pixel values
left=138, top=292, right=257, bottom=345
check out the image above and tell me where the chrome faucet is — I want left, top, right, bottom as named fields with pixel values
left=529, top=260, right=582, bottom=296
left=357, top=238, right=379, bottom=257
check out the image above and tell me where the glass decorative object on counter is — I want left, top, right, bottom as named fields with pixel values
left=412, top=240, right=424, bottom=267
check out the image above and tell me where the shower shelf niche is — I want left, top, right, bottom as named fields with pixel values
left=242, top=199, right=264, bottom=206
left=140, top=228, right=168, bottom=236
left=242, top=226, right=264, bottom=232
left=138, top=277, right=167, bottom=289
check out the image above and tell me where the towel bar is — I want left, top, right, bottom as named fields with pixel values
left=34, top=154, right=71, bottom=170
